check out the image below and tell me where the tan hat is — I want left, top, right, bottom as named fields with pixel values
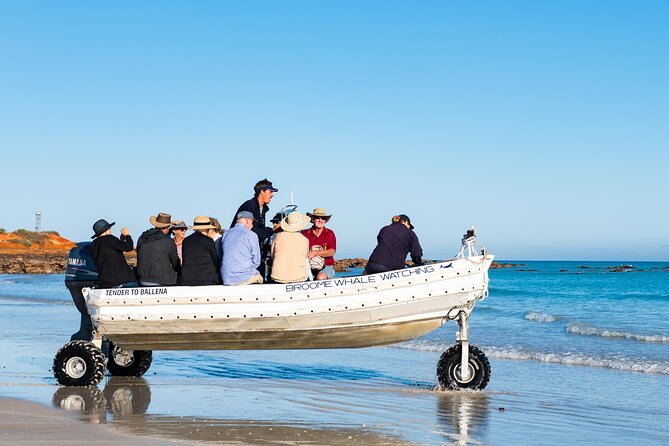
left=306, top=208, right=332, bottom=222
left=192, top=216, right=217, bottom=231
left=149, top=212, right=174, bottom=229
left=280, top=211, right=312, bottom=232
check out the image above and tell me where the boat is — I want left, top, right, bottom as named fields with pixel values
left=53, top=227, right=494, bottom=390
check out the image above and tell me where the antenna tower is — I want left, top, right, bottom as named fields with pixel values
left=35, top=211, right=42, bottom=232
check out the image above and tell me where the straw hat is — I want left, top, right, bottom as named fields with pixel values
left=306, top=208, right=332, bottom=222
left=192, top=216, right=217, bottom=231
left=149, top=212, right=174, bottom=229
left=280, top=211, right=312, bottom=232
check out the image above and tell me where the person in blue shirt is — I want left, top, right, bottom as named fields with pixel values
left=220, top=211, right=263, bottom=285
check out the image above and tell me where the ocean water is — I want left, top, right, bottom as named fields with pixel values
left=0, top=261, right=668, bottom=445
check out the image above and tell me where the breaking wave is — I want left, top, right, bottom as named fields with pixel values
left=566, top=323, right=669, bottom=344
left=524, top=311, right=560, bottom=323
left=394, top=341, right=669, bottom=375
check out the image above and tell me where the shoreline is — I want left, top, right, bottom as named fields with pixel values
left=0, top=397, right=198, bottom=446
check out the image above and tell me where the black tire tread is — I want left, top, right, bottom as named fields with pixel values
left=437, top=344, right=491, bottom=390
left=53, top=340, right=106, bottom=387
left=107, top=348, right=153, bottom=377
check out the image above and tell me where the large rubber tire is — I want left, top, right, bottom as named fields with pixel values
left=53, top=341, right=106, bottom=387
left=107, top=344, right=153, bottom=377
left=437, top=344, right=491, bottom=390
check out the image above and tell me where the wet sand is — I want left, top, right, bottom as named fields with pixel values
left=0, top=397, right=196, bottom=445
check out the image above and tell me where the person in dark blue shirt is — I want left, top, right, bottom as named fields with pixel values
left=363, top=214, right=423, bottom=275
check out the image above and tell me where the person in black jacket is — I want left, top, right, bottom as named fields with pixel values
left=90, top=218, right=138, bottom=288
left=136, top=212, right=181, bottom=286
left=363, top=214, right=423, bottom=275
left=230, top=178, right=278, bottom=279
left=179, top=216, right=221, bottom=286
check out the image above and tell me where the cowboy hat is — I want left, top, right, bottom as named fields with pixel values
left=280, top=211, right=312, bottom=232
left=91, top=219, right=115, bottom=239
left=306, top=208, right=332, bottom=222
left=191, top=216, right=217, bottom=231
left=149, top=212, right=174, bottom=229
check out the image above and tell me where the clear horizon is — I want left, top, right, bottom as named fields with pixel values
left=1, top=1, right=667, bottom=261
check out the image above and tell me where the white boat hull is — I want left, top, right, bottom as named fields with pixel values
left=84, top=255, right=493, bottom=351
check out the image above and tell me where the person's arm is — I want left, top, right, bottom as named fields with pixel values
left=169, top=240, right=181, bottom=272
left=117, top=227, right=134, bottom=252
left=409, top=231, right=423, bottom=265
left=249, top=232, right=261, bottom=269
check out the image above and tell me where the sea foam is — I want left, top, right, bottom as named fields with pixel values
left=566, top=322, right=669, bottom=344
left=524, top=311, right=560, bottom=323
left=394, top=341, right=669, bottom=375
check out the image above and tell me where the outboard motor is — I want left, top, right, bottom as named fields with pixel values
left=65, top=242, right=98, bottom=341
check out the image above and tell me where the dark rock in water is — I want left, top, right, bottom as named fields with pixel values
left=607, top=264, right=636, bottom=273
left=489, top=262, right=526, bottom=269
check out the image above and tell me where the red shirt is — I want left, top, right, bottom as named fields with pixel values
left=301, top=227, right=336, bottom=266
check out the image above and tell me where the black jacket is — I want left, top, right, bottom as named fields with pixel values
left=230, top=197, right=273, bottom=244
left=136, top=228, right=180, bottom=285
left=367, top=222, right=423, bottom=271
left=179, top=231, right=221, bottom=286
left=91, top=234, right=136, bottom=288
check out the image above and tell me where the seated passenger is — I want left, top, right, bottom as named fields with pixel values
left=136, top=212, right=180, bottom=286
left=302, top=208, right=337, bottom=280
left=363, top=214, right=423, bottom=275
left=90, top=218, right=138, bottom=288
left=170, top=220, right=188, bottom=265
left=270, top=211, right=311, bottom=284
left=220, top=211, right=263, bottom=285
left=179, top=216, right=221, bottom=286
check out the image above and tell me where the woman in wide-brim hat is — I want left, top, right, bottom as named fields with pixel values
left=271, top=212, right=311, bottom=284
left=179, top=216, right=222, bottom=286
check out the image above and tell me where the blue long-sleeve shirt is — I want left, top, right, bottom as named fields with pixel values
left=220, top=223, right=261, bottom=285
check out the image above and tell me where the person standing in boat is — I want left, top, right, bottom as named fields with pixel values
left=90, top=218, right=138, bottom=288
left=230, top=178, right=278, bottom=280
left=270, top=211, right=311, bottom=283
left=179, top=216, right=221, bottom=286
left=302, top=208, right=337, bottom=280
left=363, top=214, right=423, bottom=275
left=221, top=211, right=263, bottom=285
left=136, top=212, right=181, bottom=286
left=170, top=220, right=188, bottom=265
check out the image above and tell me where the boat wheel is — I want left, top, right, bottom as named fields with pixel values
left=107, top=343, right=153, bottom=377
left=53, top=340, right=106, bottom=387
left=437, top=344, right=491, bottom=390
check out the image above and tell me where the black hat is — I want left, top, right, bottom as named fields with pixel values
left=392, top=214, right=414, bottom=230
left=91, top=219, right=115, bottom=239
left=270, top=212, right=283, bottom=223
left=254, top=178, right=278, bottom=193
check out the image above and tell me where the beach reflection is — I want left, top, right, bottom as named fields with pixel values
left=52, top=378, right=415, bottom=445
left=52, top=377, right=151, bottom=424
left=436, top=391, right=490, bottom=445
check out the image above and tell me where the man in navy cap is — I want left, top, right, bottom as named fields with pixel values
left=230, top=178, right=278, bottom=279
left=220, top=211, right=263, bottom=285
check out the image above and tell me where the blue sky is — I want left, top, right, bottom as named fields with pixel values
left=1, top=1, right=667, bottom=261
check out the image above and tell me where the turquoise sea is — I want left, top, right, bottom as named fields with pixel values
left=0, top=261, right=668, bottom=445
